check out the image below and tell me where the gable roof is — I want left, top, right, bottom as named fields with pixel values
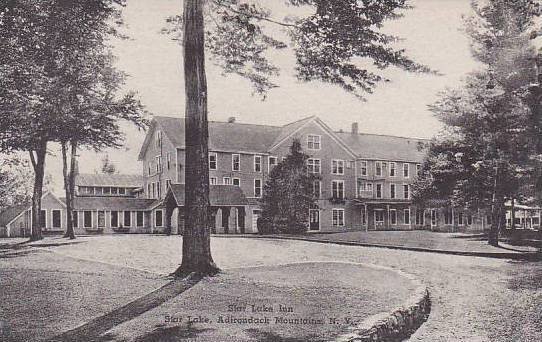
left=167, top=183, right=248, bottom=206
left=76, top=174, right=143, bottom=188
left=138, top=116, right=283, bottom=159
left=0, top=203, right=30, bottom=227
left=336, top=132, right=429, bottom=162
left=139, top=115, right=430, bottom=163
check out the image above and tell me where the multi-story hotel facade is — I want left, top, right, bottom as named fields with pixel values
left=3, top=115, right=516, bottom=237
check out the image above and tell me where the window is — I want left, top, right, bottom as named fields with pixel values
left=357, top=179, right=373, bottom=195
left=111, top=187, right=118, bottom=195
left=376, top=184, right=383, bottom=199
left=155, top=131, right=162, bottom=148
left=444, top=210, right=453, bottom=225
left=389, top=162, right=396, bottom=177
left=268, top=156, right=277, bottom=171
left=390, top=210, right=397, bottom=225
left=148, top=162, right=152, bottom=176
left=155, top=210, right=163, bottom=227
left=458, top=212, right=464, bottom=225
left=416, top=210, right=425, bottom=225
left=167, top=152, right=171, bottom=170
left=313, top=180, right=321, bottom=198
left=210, top=177, right=217, bottom=185
left=209, top=152, right=217, bottom=170
left=136, top=211, right=144, bottom=227
left=307, top=159, right=321, bottom=174
left=467, top=214, right=473, bottom=225
left=404, top=209, right=411, bottom=225
left=403, top=184, right=410, bottom=199
left=98, top=211, right=106, bottom=228
left=375, top=161, right=382, bottom=177
left=332, top=209, right=345, bottom=226
left=124, top=211, right=131, bottom=227
left=152, top=183, right=156, bottom=198
left=403, top=163, right=410, bottom=178
left=84, top=211, right=92, bottom=228
left=232, top=154, right=240, bottom=171
left=431, top=209, right=437, bottom=226
left=157, top=181, right=161, bottom=199
left=72, top=211, right=78, bottom=228
left=233, top=178, right=240, bottom=186
left=390, top=184, right=396, bottom=199
left=416, top=164, right=421, bottom=176
left=147, top=184, right=151, bottom=198
left=39, top=210, right=46, bottom=227
left=52, top=210, right=61, bottom=228
left=307, top=135, right=321, bottom=150
left=332, top=180, right=345, bottom=199
left=156, top=156, right=162, bottom=173
left=111, top=211, right=119, bottom=228
left=375, top=210, right=385, bottom=223
left=331, top=160, right=345, bottom=175
left=254, top=179, right=262, bottom=197
left=223, top=177, right=232, bottom=185
left=119, top=188, right=126, bottom=195
left=166, top=179, right=171, bottom=189
left=361, top=208, right=367, bottom=225
left=254, top=155, right=262, bottom=172
left=360, top=161, right=368, bottom=176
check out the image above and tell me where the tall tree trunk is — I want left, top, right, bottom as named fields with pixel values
left=29, top=140, right=47, bottom=241
left=62, top=141, right=77, bottom=239
left=174, top=0, right=218, bottom=277
left=488, top=163, right=500, bottom=246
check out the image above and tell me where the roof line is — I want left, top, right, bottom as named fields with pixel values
left=337, top=131, right=431, bottom=141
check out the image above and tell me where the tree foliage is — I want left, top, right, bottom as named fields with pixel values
left=413, top=0, right=542, bottom=245
left=164, top=0, right=432, bottom=99
left=258, top=139, right=319, bottom=234
left=0, top=155, right=34, bottom=208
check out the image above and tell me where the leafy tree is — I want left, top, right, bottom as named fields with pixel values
left=413, top=0, right=541, bottom=246
left=0, top=155, right=34, bottom=208
left=0, top=0, right=147, bottom=240
left=259, top=139, right=319, bottom=234
left=168, top=0, right=432, bottom=276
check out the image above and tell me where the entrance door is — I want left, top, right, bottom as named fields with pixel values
left=309, top=209, right=320, bottom=231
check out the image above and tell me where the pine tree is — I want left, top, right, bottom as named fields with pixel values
left=259, top=139, right=320, bottom=234
left=413, top=0, right=541, bottom=246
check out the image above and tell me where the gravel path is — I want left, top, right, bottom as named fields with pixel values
left=36, top=235, right=542, bottom=341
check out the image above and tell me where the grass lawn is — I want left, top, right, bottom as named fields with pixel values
left=102, top=262, right=416, bottom=342
left=298, top=230, right=537, bottom=254
left=0, top=249, right=167, bottom=342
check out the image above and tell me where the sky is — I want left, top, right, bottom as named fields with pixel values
left=45, top=0, right=480, bottom=194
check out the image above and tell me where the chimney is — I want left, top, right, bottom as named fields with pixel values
left=228, top=116, right=236, bottom=123
left=352, top=122, right=359, bottom=135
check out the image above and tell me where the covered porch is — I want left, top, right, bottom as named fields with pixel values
left=163, top=183, right=249, bottom=235
left=353, top=199, right=414, bottom=231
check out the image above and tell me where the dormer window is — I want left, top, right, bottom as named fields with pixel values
left=307, top=135, right=321, bottom=150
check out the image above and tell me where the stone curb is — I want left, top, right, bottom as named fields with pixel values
left=334, top=268, right=431, bottom=342
left=214, top=235, right=540, bottom=261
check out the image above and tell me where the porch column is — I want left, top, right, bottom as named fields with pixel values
left=165, top=201, right=175, bottom=235
left=386, top=205, right=390, bottom=230
left=237, top=206, right=246, bottom=234
left=364, top=204, right=368, bottom=232
left=209, top=207, right=218, bottom=234
left=221, top=206, right=230, bottom=234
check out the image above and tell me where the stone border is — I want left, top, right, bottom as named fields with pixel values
left=335, top=266, right=430, bottom=342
